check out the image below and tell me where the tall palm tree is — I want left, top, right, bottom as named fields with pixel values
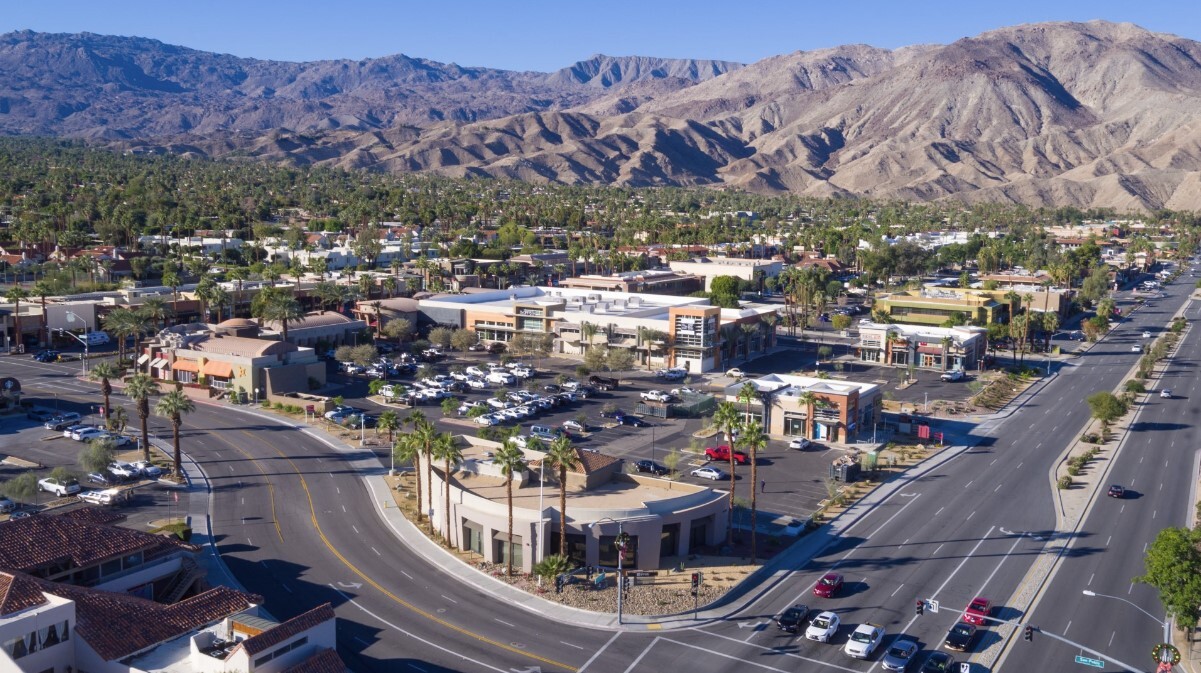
left=209, top=286, right=231, bottom=322
left=254, top=290, right=304, bottom=342
left=545, top=435, right=579, bottom=557
left=89, top=361, right=119, bottom=422
left=494, top=440, right=528, bottom=576
left=32, top=280, right=52, bottom=346
left=140, top=296, right=171, bottom=331
left=713, top=401, right=742, bottom=547
left=377, top=410, right=400, bottom=446
left=740, top=323, right=757, bottom=361
left=155, top=389, right=195, bottom=477
left=434, top=433, right=464, bottom=546
left=760, top=312, right=779, bottom=348
left=414, top=422, right=437, bottom=532
left=741, top=420, right=768, bottom=563
left=124, top=372, right=159, bottom=462
left=4, top=286, right=29, bottom=352
left=737, top=382, right=758, bottom=426
left=394, top=434, right=421, bottom=520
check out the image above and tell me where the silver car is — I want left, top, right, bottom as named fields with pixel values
left=881, top=637, right=919, bottom=671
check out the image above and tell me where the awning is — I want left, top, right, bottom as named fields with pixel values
left=202, top=360, right=234, bottom=378
left=171, top=359, right=199, bottom=373
left=150, top=358, right=169, bottom=369
left=917, top=346, right=943, bottom=355
left=136, top=354, right=150, bottom=366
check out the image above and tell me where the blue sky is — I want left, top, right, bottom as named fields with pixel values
left=3, top=1, right=1200, bottom=71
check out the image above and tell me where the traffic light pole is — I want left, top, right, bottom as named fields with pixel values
left=969, top=613, right=1142, bottom=673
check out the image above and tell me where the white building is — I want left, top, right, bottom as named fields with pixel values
left=668, top=257, right=783, bottom=291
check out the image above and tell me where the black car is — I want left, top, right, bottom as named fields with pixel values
left=635, top=460, right=669, bottom=476
left=33, top=350, right=60, bottom=363
left=944, top=622, right=977, bottom=652
left=920, top=651, right=956, bottom=673
left=543, top=384, right=562, bottom=393
left=776, top=604, right=809, bottom=633
left=618, top=416, right=646, bottom=427
left=600, top=409, right=626, bottom=419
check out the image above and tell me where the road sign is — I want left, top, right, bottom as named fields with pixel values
left=1074, top=655, right=1105, bottom=668
left=927, top=599, right=939, bottom=614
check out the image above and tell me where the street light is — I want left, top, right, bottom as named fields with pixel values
left=1081, top=589, right=1170, bottom=642
left=589, top=517, right=630, bottom=625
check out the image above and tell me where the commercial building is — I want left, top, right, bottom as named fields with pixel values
left=724, top=374, right=881, bottom=444
left=558, top=269, right=703, bottom=296
left=419, top=436, right=729, bottom=574
left=856, top=323, right=988, bottom=372
left=668, top=257, right=784, bottom=291
left=417, top=286, right=779, bottom=373
left=872, top=288, right=1009, bottom=326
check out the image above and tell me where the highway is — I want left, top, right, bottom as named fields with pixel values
left=4, top=271, right=1195, bottom=673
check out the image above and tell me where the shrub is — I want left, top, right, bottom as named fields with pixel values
left=1124, top=380, right=1146, bottom=393
left=1057, top=476, right=1073, bottom=489
left=1067, top=465, right=1080, bottom=476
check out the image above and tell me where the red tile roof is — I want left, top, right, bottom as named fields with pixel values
left=0, top=572, right=48, bottom=616
left=233, top=603, right=335, bottom=656
left=283, top=648, right=348, bottom=673
left=574, top=448, right=621, bottom=474
left=0, top=512, right=198, bottom=574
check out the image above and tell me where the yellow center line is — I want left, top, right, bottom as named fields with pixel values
left=265, top=445, right=578, bottom=672
left=229, top=430, right=283, bottom=542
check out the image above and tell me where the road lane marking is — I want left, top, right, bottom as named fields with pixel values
left=964, top=480, right=974, bottom=489
left=935, top=507, right=945, bottom=516
left=932, top=544, right=945, bottom=557
left=494, top=618, right=515, bottom=627
left=1153, top=510, right=1157, bottom=519
left=1017, top=462, right=1023, bottom=469
left=994, top=483, right=1003, bottom=492
left=371, top=546, right=381, bottom=556
left=401, top=571, right=413, bottom=579
left=281, top=583, right=292, bottom=593
left=1109, top=631, right=1116, bottom=647
left=578, top=632, right=619, bottom=673
left=352, top=525, right=360, bottom=534
left=1129, top=583, right=1135, bottom=595
left=990, top=459, right=997, bottom=466
left=1088, top=573, right=1094, bottom=586
left=672, top=632, right=860, bottom=672
left=966, top=511, right=976, bottom=520
left=891, top=583, right=905, bottom=597
left=441, top=594, right=458, bottom=604
left=622, top=638, right=660, bottom=673
left=1106, top=536, right=1111, bottom=547
left=561, top=641, right=584, bottom=650
left=1065, top=620, right=1071, bottom=635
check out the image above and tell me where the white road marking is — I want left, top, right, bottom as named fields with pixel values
left=1065, top=620, right=1072, bottom=635
left=990, top=459, right=997, bottom=466
left=621, top=638, right=660, bottom=673
left=1016, top=462, right=1023, bottom=469
left=901, top=538, right=910, bottom=547
left=966, top=511, right=976, bottom=521
left=494, top=618, right=515, bottom=627
left=342, top=505, right=347, bottom=513
left=578, top=631, right=620, bottom=673
left=935, top=507, right=945, bottom=516
left=1109, top=631, right=1116, bottom=647
left=1088, top=573, right=1094, bottom=586
left=371, top=546, right=381, bottom=556
left=1106, top=536, right=1111, bottom=547
left=1144, top=542, right=1149, bottom=553
left=352, top=525, right=360, bottom=534
left=440, top=594, right=458, bottom=604
left=932, top=544, right=945, bottom=557
left=1153, top=510, right=1158, bottom=520
left=994, top=483, right=1003, bottom=492
left=891, top=584, right=905, bottom=597
left=964, top=480, right=974, bottom=489
left=561, top=641, right=585, bottom=650
left=1129, top=583, right=1135, bottom=595
left=1130, top=478, right=1137, bottom=487
left=1140, top=456, right=1145, bottom=464
left=408, top=664, right=428, bottom=673
left=401, top=571, right=413, bottom=579
left=336, top=487, right=341, bottom=494
left=247, top=537, right=252, bottom=545
left=670, top=633, right=860, bottom=672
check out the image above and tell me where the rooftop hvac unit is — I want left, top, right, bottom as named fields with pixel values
left=588, top=294, right=601, bottom=302
left=629, top=297, right=642, bottom=306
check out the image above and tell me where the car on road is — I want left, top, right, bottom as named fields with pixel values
left=725, top=368, right=745, bottom=379
left=1108, top=484, right=1126, bottom=498
left=788, top=437, right=812, bottom=450
left=919, top=651, right=956, bottom=673
left=38, top=477, right=81, bottom=497
left=44, top=412, right=82, bottom=431
left=775, top=604, right=809, bottom=633
left=813, top=572, right=844, bottom=598
left=963, top=596, right=991, bottom=625
left=1160, top=389, right=1172, bottom=399
left=704, top=445, right=750, bottom=465
left=33, top=350, right=61, bottom=362
left=634, top=460, right=669, bottom=476
left=940, top=369, right=965, bottom=382
left=690, top=466, right=728, bottom=481
left=805, top=610, right=840, bottom=642
left=943, top=622, right=977, bottom=651
left=1131, top=344, right=1144, bottom=353
left=881, top=637, right=919, bottom=671
left=616, top=415, right=647, bottom=427
left=844, top=623, right=885, bottom=659
left=1143, top=331, right=1152, bottom=338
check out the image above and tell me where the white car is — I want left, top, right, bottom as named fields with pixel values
left=640, top=390, right=673, bottom=403
left=671, top=387, right=700, bottom=396
left=725, top=368, right=745, bottom=379
left=844, top=623, right=885, bottom=659
left=75, top=427, right=108, bottom=442
left=1131, top=345, right=1144, bottom=353
left=63, top=424, right=93, bottom=439
left=1160, top=389, right=1172, bottom=399
left=486, top=398, right=511, bottom=410
left=511, top=368, right=534, bottom=379
left=690, top=466, right=727, bottom=481
left=108, top=462, right=139, bottom=479
left=805, top=611, right=841, bottom=643
left=475, top=414, right=498, bottom=427
left=511, top=435, right=531, bottom=449
left=1142, top=331, right=1152, bottom=338
left=789, top=437, right=812, bottom=450
left=38, top=477, right=82, bottom=497
left=486, top=372, right=516, bottom=385
left=132, top=461, right=162, bottom=478
left=78, top=488, right=123, bottom=506
left=450, top=371, right=470, bottom=381
left=467, top=378, right=488, bottom=390
left=457, top=401, right=486, bottom=415
left=466, top=366, right=486, bottom=377
left=562, top=420, right=585, bottom=433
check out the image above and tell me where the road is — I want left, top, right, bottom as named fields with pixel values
left=2, top=269, right=1194, bottom=673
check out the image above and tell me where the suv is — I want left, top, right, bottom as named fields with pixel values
left=634, top=460, right=669, bottom=476
left=44, top=412, right=82, bottom=431
left=705, top=445, right=750, bottom=465
left=38, top=477, right=82, bottom=497
left=588, top=375, right=619, bottom=391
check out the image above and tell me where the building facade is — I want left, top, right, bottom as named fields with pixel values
left=724, top=374, right=881, bottom=444
left=856, top=323, right=988, bottom=372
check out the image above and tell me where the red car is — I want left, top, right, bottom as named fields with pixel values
left=813, top=572, right=844, bottom=598
left=704, top=445, right=750, bottom=465
left=963, top=596, right=991, bottom=625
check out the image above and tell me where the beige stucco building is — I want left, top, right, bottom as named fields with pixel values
left=726, top=374, right=882, bottom=444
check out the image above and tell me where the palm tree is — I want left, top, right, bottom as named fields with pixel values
left=32, top=280, right=52, bottom=346
left=155, top=389, right=195, bottom=477
left=108, top=406, right=129, bottom=433
left=162, top=270, right=181, bottom=318
left=377, top=410, right=400, bottom=446
left=254, top=290, right=304, bottom=341
left=760, top=312, right=779, bottom=348
left=434, top=433, right=464, bottom=546
left=713, top=401, right=742, bottom=547
left=544, top=435, right=579, bottom=557
left=140, top=296, right=171, bottom=331
left=124, top=372, right=159, bottom=462
left=89, top=361, right=119, bottom=423
left=4, top=286, right=29, bottom=352
left=741, top=420, right=768, bottom=563
left=394, top=434, right=421, bottom=518
left=740, top=323, right=758, bottom=361
left=414, top=422, right=437, bottom=532
left=210, top=286, right=231, bottom=322
left=737, top=381, right=758, bottom=426
left=494, top=440, right=528, bottom=576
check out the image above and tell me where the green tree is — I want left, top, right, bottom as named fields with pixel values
left=605, top=347, right=634, bottom=372
left=1, top=472, right=39, bottom=506
left=1086, top=391, right=1127, bottom=431
left=434, top=433, right=464, bottom=545
left=494, top=440, right=528, bottom=576
left=713, top=401, right=742, bottom=547
left=710, top=275, right=741, bottom=304
left=253, top=288, right=304, bottom=341
left=741, top=420, right=768, bottom=563
left=428, top=327, right=454, bottom=349
left=831, top=314, right=852, bottom=331
left=377, top=410, right=400, bottom=444
left=79, top=436, right=116, bottom=474
left=4, top=286, right=29, bottom=351
left=394, top=434, right=421, bottom=507
left=124, top=372, right=159, bottom=462
left=544, top=435, right=580, bottom=557
left=1136, top=527, right=1201, bottom=637
left=89, top=361, right=120, bottom=423
left=155, top=389, right=196, bottom=478
left=382, top=317, right=414, bottom=343
left=450, top=328, right=478, bottom=351
left=414, top=421, right=438, bottom=533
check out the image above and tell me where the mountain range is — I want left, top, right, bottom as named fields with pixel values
left=4, top=22, right=1201, bottom=210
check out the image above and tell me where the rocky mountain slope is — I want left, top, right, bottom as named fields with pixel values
left=6, top=23, right=1201, bottom=210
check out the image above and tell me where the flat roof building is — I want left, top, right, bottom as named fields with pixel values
left=724, top=374, right=881, bottom=444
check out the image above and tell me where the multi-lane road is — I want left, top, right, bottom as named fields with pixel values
left=5, top=270, right=1197, bottom=673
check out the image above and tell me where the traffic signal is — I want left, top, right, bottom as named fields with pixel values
left=915, top=600, right=924, bottom=616
left=690, top=572, right=700, bottom=596
left=1023, top=626, right=1033, bottom=642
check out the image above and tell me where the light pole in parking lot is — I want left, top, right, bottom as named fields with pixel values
left=1081, top=589, right=1170, bottom=643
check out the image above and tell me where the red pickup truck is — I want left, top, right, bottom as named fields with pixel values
left=705, top=445, right=750, bottom=465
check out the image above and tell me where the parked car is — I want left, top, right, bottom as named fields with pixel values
left=670, top=387, right=700, bottom=396
left=44, top=412, right=82, bottom=431
left=87, top=471, right=116, bottom=486
left=813, top=572, right=844, bottom=598
left=108, top=462, right=139, bottom=479
left=725, top=368, right=745, bottom=379
left=634, top=460, right=669, bottom=476
left=467, top=378, right=488, bottom=390
left=562, top=419, right=585, bottom=433
left=78, top=489, right=124, bottom=506
left=616, top=415, right=646, bottom=427
left=1143, top=331, right=1152, bottom=338
left=467, top=343, right=486, bottom=351
left=655, top=368, right=687, bottom=381
left=705, top=445, right=749, bottom=465
left=690, top=466, right=728, bottom=481
left=132, top=461, right=162, bottom=478
left=38, top=477, right=82, bottom=497
left=640, top=390, right=673, bottom=403
left=74, top=427, right=107, bottom=442
left=943, top=622, right=977, bottom=651
left=588, top=375, right=619, bottom=390
left=67, top=425, right=99, bottom=441
left=475, top=414, right=498, bottom=427
left=805, top=610, right=840, bottom=642
left=775, top=604, right=809, bottom=633
left=531, top=426, right=562, bottom=442
left=940, top=369, right=965, bottom=382
left=1108, top=484, right=1126, bottom=498
left=0, top=497, right=14, bottom=514
left=844, top=623, right=885, bottom=659
left=486, top=371, right=516, bottom=385
left=963, top=596, right=991, bottom=625
left=788, top=437, right=812, bottom=450
left=100, top=432, right=132, bottom=447
left=324, top=405, right=362, bottom=420
left=881, top=638, right=920, bottom=671
left=26, top=408, right=56, bottom=422
left=600, top=409, right=626, bottom=419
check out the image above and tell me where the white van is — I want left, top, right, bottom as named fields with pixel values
left=85, top=331, right=110, bottom=346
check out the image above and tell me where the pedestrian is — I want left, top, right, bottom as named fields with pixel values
left=760, top=479, right=766, bottom=493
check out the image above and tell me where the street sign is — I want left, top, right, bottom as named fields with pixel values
left=927, top=599, right=939, bottom=614
left=1074, top=655, right=1105, bottom=668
